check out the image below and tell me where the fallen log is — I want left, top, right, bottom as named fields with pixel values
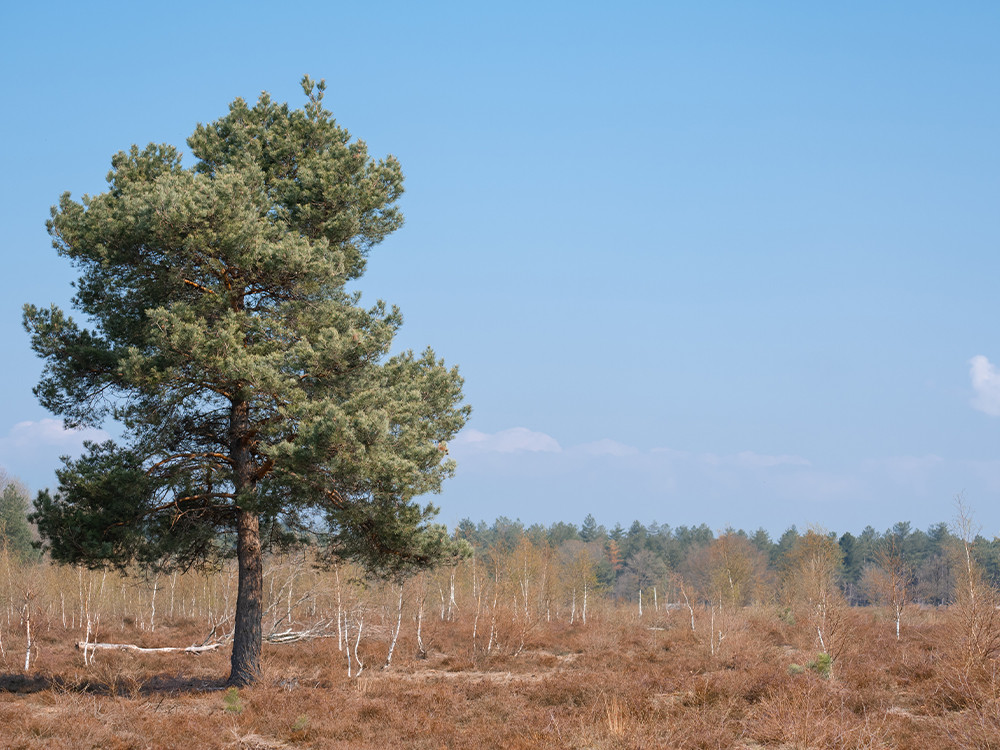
left=75, top=641, right=222, bottom=654
left=265, top=621, right=338, bottom=643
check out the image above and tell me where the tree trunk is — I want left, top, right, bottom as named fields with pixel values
left=228, top=509, right=263, bottom=686
left=384, top=583, right=404, bottom=669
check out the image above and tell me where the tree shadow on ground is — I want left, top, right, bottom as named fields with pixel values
left=0, top=671, right=228, bottom=696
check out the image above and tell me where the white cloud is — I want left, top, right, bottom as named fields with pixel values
left=573, top=439, right=638, bottom=457
left=455, top=431, right=645, bottom=458
left=863, top=454, right=943, bottom=494
left=458, top=431, right=808, bottom=468
left=651, top=446, right=810, bottom=469
left=440, top=425, right=1000, bottom=529
left=453, top=427, right=562, bottom=454
left=0, top=419, right=111, bottom=492
left=733, top=450, right=811, bottom=469
left=970, top=355, right=1000, bottom=416
left=650, top=447, right=693, bottom=459
left=2, top=419, right=109, bottom=448
left=867, top=454, right=943, bottom=474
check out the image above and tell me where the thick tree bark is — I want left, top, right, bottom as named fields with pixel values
left=229, top=509, right=263, bottom=686
left=228, top=396, right=263, bottom=687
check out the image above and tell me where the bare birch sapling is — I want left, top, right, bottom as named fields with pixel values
left=384, top=583, right=404, bottom=669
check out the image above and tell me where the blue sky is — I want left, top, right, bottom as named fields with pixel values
left=2, top=2, right=999, bottom=536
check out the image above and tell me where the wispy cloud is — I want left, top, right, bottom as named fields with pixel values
left=442, top=427, right=862, bottom=529
left=453, top=427, right=562, bottom=454
left=455, top=430, right=645, bottom=458
left=970, top=355, right=1000, bottom=416
left=572, top=439, right=638, bottom=457
left=0, top=419, right=111, bottom=492
left=439, top=425, right=991, bottom=531
left=733, top=451, right=811, bottom=469
left=1, top=419, right=109, bottom=449
left=862, top=454, right=943, bottom=495
left=651, top=446, right=811, bottom=469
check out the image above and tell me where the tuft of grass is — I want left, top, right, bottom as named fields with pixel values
left=604, top=695, right=628, bottom=737
left=289, top=714, right=309, bottom=742
left=224, top=687, right=244, bottom=714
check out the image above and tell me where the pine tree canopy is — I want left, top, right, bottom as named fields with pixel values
left=23, top=77, right=470, bottom=683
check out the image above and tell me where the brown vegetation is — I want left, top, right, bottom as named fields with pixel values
left=2, top=542, right=1000, bottom=749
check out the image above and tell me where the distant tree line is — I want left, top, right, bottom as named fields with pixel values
left=4, top=469, right=997, bottom=610
left=454, top=514, right=999, bottom=606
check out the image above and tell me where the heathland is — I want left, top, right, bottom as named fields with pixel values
left=1, top=512, right=999, bottom=749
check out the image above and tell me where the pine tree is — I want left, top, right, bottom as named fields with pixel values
left=579, top=513, right=605, bottom=543
left=0, top=474, right=36, bottom=563
left=24, top=78, right=470, bottom=685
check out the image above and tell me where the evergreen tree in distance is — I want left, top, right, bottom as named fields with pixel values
left=24, top=77, right=470, bottom=685
left=0, top=472, right=36, bottom=563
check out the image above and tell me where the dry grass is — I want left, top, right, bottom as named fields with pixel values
left=1, top=553, right=999, bottom=749
left=0, top=602, right=996, bottom=749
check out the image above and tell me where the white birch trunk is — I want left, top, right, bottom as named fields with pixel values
left=681, top=584, right=695, bottom=631
left=335, top=566, right=343, bottom=652
left=353, top=611, right=364, bottom=677
left=384, top=584, right=404, bottom=669
left=23, top=600, right=31, bottom=672
left=149, top=576, right=159, bottom=633
left=487, top=582, right=498, bottom=654
left=169, top=571, right=177, bottom=619
left=472, top=573, right=482, bottom=652
left=447, top=568, right=457, bottom=621
left=344, top=612, right=352, bottom=677
left=710, top=606, right=715, bottom=656
left=83, top=615, right=92, bottom=666
left=416, top=594, right=426, bottom=656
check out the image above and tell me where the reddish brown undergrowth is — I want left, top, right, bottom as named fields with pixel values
left=0, top=601, right=996, bottom=749
left=1, top=548, right=998, bottom=748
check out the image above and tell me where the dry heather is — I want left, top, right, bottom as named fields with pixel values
left=2, top=548, right=1000, bottom=749
left=1, top=588, right=999, bottom=749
